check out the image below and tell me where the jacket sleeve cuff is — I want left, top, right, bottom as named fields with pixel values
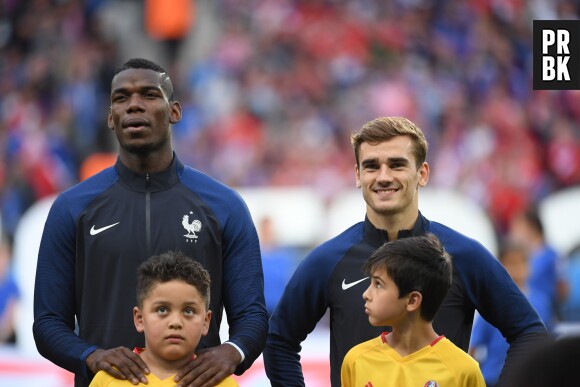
left=80, top=346, right=99, bottom=378
left=224, top=341, right=245, bottom=364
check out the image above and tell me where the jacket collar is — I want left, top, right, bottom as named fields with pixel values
left=363, top=212, right=428, bottom=247
left=115, top=153, right=182, bottom=193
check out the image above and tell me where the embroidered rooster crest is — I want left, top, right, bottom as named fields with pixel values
left=182, top=213, right=202, bottom=243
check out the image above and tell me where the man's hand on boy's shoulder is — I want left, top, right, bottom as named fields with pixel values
left=174, top=344, right=241, bottom=387
left=87, top=347, right=150, bottom=385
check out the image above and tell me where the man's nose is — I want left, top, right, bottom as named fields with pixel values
left=127, top=94, right=145, bottom=111
left=376, top=165, right=393, bottom=182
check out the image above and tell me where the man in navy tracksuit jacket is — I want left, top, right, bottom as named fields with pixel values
left=264, top=116, right=548, bottom=387
left=33, top=58, right=268, bottom=387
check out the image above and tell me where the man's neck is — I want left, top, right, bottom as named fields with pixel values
left=368, top=209, right=419, bottom=241
left=120, top=150, right=173, bottom=174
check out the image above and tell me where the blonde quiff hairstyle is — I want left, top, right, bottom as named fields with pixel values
left=351, top=116, right=428, bottom=170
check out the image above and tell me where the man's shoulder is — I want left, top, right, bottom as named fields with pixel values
left=179, top=165, right=243, bottom=201
left=50, top=167, right=118, bottom=218
left=306, top=222, right=365, bottom=261
left=59, top=166, right=118, bottom=199
left=427, top=220, right=491, bottom=258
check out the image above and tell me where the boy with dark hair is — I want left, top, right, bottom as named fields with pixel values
left=341, top=234, right=485, bottom=387
left=90, top=251, right=238, bottom=386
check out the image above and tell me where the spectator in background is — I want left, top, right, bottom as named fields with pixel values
left=508, top=206, right=562, bottom=321
left=257, top=216, right=297, bottom=317
left=470, top=240, right=552, bottom=386
left=144, top=0, right=195, bottom=73
left=558, top=244, right=580, bottom=322
left=0, top=235, right=19, bottom=345
left=78, top=152, right=117, bottom=182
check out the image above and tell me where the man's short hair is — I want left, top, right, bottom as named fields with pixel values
left=351, top=116, right=428, bottom=169
left=113, top=57, right=174, bottom=101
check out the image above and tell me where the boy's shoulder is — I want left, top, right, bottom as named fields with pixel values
left=344, top=333, right=386, bottom=363
left=434, top=337, right=485, bottom=380
left=434, top=337, right=479, bottom=363
left=89, top=371, right=239, bottom=387
left=89, top=370, right=135, bottom=386
left=216, top=375, right=240, bottom=387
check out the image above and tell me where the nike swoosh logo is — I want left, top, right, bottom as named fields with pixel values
left=342, top=277, right=369, bottom=290
left=90, top=222, right=120, bottom=235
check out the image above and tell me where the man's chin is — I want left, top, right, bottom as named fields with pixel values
left=121, top=142, right=156, bottom=155
left=374, top=205, right=400, bottom=216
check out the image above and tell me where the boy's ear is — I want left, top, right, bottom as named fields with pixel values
left=202, top=310, right=212, bottom=336
left=406, top=291, right=422, bottom=313
left=133, top=306, right=144, bottom=333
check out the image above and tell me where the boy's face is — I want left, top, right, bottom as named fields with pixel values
left=362, top=267, right=409, bottom=326
left=134, top=279, right=211, bottom=362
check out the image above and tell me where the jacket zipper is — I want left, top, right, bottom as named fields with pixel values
left=145, top=172, right=151, bottom=257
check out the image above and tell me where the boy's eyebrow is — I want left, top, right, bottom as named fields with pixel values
left=371, top=274, right=385, bottom=283
left=149, top=299, right=202, bottom=306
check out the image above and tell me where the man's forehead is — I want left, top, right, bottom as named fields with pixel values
left=112, top=68, right=165, bottom=87
left=359, top=139, right=415, bottom=160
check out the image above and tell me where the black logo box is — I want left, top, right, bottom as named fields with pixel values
left=533, top=20, right=580, bottom=90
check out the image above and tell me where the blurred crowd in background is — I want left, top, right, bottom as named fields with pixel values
left=1, top=0, right=580, bottom=354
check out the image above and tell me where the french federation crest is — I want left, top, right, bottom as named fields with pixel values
left=182, top=212, right=202, bottom=243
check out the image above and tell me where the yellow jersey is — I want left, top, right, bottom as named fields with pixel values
left=89, top=348, right=238, bottom=387
left=341, top=333, right=485, bottom=387
left=89, top=371, right=238, bottom=387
